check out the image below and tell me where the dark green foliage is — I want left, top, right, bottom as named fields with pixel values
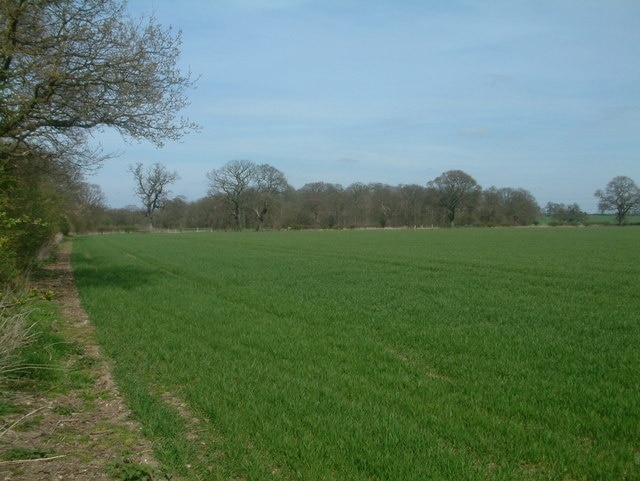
left=0, top=158, right=57, bottom=283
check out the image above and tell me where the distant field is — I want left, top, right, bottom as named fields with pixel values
left=538, top=214, right=640, bottom=225
left=584, top=214, right=640, bottom=224
left=72, top=228, right=640, bottom=480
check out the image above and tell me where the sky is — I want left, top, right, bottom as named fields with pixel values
left=89, top=0, right=640, bottom=212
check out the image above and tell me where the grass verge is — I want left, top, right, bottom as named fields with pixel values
left=0, top=240, right=164, bottom=480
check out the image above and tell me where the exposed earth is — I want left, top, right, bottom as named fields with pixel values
left=0, top=242, right=161, bottom=481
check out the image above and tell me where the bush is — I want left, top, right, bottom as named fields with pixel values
left=0, top=249, right=19, bottom=284
left=0, top=212, right=55, bottom=285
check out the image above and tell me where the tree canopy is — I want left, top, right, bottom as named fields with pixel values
left=426, top=170, right=481, bottom=226
left=206, top=160, right=291, bottom=230
left=594, top=176, right=640, bottom=226
left=124, top=168, right=542, bottom=232
left=0, top=0, right=196, bottom=167
left=0, top=0, right=196, bottom=283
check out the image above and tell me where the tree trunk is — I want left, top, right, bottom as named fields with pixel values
left=254, top=204, right=268, bottom=231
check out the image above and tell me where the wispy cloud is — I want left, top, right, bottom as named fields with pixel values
left=97, top=0, right=640, bottom=213
left=454, top=128, right=492, bottom=138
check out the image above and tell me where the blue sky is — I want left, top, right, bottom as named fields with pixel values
left=91, top=0, right=640, bottom=211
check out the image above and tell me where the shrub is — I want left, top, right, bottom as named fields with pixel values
left=0, top=212, right=55, bottom=285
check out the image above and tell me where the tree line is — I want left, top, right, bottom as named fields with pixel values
left=76, top=160, right=640, bottom=234
left=86, top=162, right=542, bottom=232
left=1, top=0, right=639, bottom=286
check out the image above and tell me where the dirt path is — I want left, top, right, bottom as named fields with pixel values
left=0, top=241, right=161, bottom=480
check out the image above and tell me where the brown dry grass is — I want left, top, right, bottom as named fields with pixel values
left=0, top=240, right=162, bottom=481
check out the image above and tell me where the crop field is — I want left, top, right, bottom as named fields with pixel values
left=72, top=228, right=640, bottom=480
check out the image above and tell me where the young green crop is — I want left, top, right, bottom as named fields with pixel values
left=72, top=228, right=640, bottom=480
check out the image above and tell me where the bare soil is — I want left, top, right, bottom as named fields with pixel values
left=0, top=242, right=160, bottom=480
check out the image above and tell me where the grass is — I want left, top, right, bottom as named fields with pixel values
left=72, top=228, right=640, bottom=480
left=0, top=296, right=74, bottom=388
left=0, top=242, right=166, bottom=479
left=0, top=294, right=80, bottom=466
left=1, top=446, right=48, bottom=460
left=585, top=213, right=640, bottom=224
left=537, top=214, right=640, bottom=225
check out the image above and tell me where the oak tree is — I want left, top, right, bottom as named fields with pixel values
left=130, top=162, right=179, bottom=230
left=427, top=170, right=481, bottom=226
left=0, top=0, right=196, bottom=168
left=250, top=164, right=291, bottom=231
left=594, top=176, right=640, bottom=225
left=207, top=160, right=255, bottom=230
left=207, top=160, right=291, bottom=230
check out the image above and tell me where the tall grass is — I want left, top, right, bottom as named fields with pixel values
left=0, top=293, right=36, bottom=382
left=72, top=228, right=640, bottom=480
left=0, top=310, right=31, bottom=381
left=0, top=291, right=77, bottom=389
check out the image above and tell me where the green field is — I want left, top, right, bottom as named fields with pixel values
left=72, top=228, right=640, bottom=480
left=537, top=214, right=640, bottom=225
left=584, top=214, right=640, bottom=225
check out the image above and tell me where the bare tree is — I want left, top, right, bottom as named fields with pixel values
left=297, top=182, right=345, bottom=228
left=480, top=187, right=540, bottom=226
left=130, top=162, right=179, bottom=230
left=594, top=176, right=640, bottom=226
left=346, top=183, right=373, bottom=227
left=398, top=184, right=427, bottom=227
left=543, top=202, right=587, bottom=224
left=65, top=182, right=108, bottom=232
left=369, top=183, right=398, bottom=228
left=207, top=161, right=291, bottom=230
left=250, top=164, right=291, bottom=231
left=79, top=184, right=109, bottom=212
left=207, top=160, right=255, bottom=230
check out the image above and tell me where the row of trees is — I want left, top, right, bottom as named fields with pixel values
left=106, top=162, right=540, bottom=231
left=82, top=161, right=639, bottom=233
